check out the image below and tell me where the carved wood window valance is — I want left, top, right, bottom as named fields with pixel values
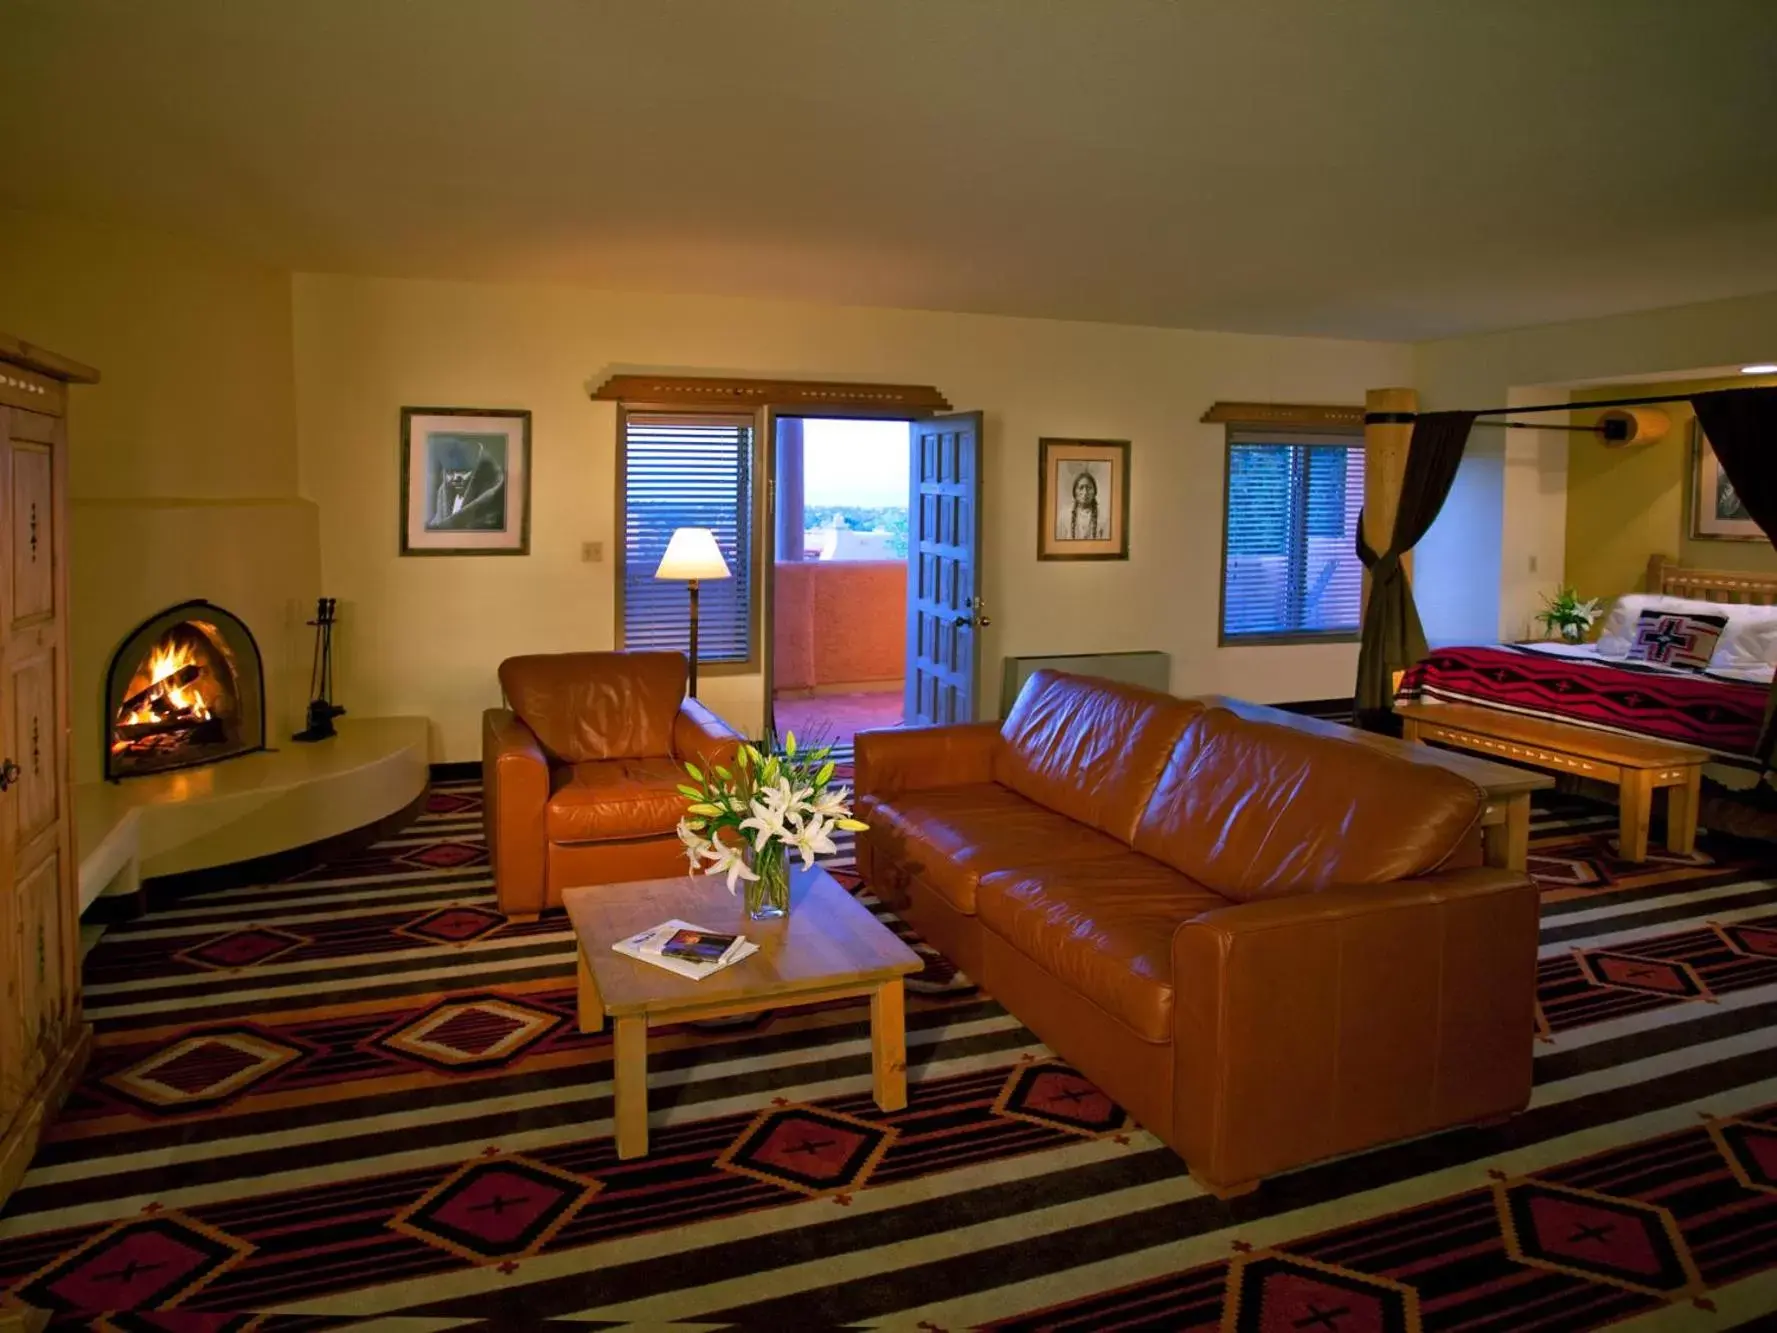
left=1200, top=401, right=1365, bottom=429
left=591, top=375, right=952, bottom=415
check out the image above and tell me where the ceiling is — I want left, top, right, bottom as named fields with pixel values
left=4, top=0, right=1776, bottom=341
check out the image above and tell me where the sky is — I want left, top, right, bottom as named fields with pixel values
left=800, top=418, right=910, bottom=509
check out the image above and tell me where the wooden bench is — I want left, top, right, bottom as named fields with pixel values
left=1198, top=696, right=1553, bottom=874
left=1393, top=701, right=1706, bottom=863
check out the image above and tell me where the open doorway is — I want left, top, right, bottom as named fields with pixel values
left=771, top=417, right=911, bottom=748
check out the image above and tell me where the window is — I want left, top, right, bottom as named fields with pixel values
left=1220, top=427, right=1366, bottom=642
left=619, top=412, right=756, bottom=666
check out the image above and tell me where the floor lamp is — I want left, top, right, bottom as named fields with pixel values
left=654, top=527, right=732, bottom=698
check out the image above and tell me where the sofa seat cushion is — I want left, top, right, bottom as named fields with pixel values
left=977, top=855, right=1226, bottom=1043
left=868, top=783, right=1129, bottom=914
left=547, top=757, right=689, bottom=844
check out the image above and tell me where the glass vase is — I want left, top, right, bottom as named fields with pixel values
left=745, top=842, right=791, bottom=921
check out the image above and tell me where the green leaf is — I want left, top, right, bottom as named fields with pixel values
left=685, top=762, right=704, bottom=783
left=676, top=784, right=703, bottom=800
left=815, top=760, right=836, bottom=786
left=714, top=766, right=731, bottom=781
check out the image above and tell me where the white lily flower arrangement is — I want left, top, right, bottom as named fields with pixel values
left=1535, top=586, right=1604, bottom=643
left=674, top=731, right=867, bottom=918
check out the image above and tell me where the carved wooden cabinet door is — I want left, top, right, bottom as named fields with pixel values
left=0, top=402, right=74, bottom=1096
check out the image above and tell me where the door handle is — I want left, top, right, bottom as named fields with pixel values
left=0, top=759, right=20, bottom=791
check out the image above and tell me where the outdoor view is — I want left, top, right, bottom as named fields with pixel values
left=800, top=419, right=910, bottom=559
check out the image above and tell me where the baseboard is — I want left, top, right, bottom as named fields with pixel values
left=1269, top=697, right=1357, bottom=721
left=431, top=760, right=481, bottom=782
left=117, top=785, right=431, bottom=911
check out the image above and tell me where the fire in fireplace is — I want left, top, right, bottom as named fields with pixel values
left=105, top=601, right=265, bottom=780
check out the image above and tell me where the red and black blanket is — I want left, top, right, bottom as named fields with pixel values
left=1395, top=645, right=1767, bottom=758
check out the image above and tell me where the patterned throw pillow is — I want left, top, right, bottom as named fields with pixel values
left=1628, top=609, right=1728, bottom=671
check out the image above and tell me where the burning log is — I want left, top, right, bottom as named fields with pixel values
left=117, top=663, right=202, bottom=719
left=113, top=715, right=226, bottom=746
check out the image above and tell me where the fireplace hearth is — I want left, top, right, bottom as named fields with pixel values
left=105, top=601, right=265, bottom=780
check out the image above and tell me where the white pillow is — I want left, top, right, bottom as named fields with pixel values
left=1713, top=606, right=1777, bottom=671
left=1595, top=594, right=1725, bottom=657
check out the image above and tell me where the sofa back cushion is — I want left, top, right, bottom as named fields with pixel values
left=994, top=670, right=1204, bottom=844
left=499, top=651, right=686, bottom=763
left=1133, top=708, right=1484, bottom=900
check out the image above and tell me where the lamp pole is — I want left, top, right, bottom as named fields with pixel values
left=687, top=576, right=701, bottom=698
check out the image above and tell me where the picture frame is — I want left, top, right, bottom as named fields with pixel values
left=1690, top=416, right=1763, bottom=542
left=1037, top=437, right=1130, bottom=561
left=400, top=407, right=532, bottom=556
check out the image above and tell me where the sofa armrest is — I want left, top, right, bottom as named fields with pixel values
left=1171, top=867, right=1538, bottom=1192
left=483, top=709, right=552, bottom=916
left=672, top=699, right=744, bottom=771
left=854, top=720, right=1002, bottom=801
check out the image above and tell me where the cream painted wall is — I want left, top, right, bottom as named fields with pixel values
left=0, top=209, right=321, bottom=782
left=1565, top=374, right=1777, bottom=602
left=1413, top=290, right=1777, bottom=645
left=292, top=274, right=1411, bottom=760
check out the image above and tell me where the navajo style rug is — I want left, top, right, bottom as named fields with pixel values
left=6, top=784, right=1777, bottom=1329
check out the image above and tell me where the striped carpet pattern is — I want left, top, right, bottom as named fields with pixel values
left=6, top=785, right=1777, bottom=1328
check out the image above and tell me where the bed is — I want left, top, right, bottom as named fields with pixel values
left=1394, top=555, right=1777, bottom=857
left=1397, top=554, right=1777, bottom=769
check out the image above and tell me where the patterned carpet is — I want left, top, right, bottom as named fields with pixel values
left=7, top=783, right=1777, bottom=1328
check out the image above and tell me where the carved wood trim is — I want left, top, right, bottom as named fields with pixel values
left=0, top=334, right=99, bottom=385
left=1200, top=401, right=1364, bottom=428
left=592, top=374, right=951, bottom=414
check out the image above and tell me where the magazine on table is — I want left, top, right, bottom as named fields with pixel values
left=613, top=919, right=757, bottom=979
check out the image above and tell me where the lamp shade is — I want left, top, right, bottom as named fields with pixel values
left=654, top=527, right=732, bottom=581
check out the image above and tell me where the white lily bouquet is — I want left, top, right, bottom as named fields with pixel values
left=675, top=732, right=867, bottom=921
left=1535, top=585, right=1603, bottom=644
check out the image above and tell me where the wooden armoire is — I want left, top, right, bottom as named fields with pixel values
left=0, top=334, right=94, bottom=1210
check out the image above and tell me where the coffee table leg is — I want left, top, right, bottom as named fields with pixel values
left=871, top=979, right=907, bottom=1113
left=576, top=945, right=605, bottom=1034
left=1482, top=792, right=1530, bottom=873
left=1620, top=770, right=1653, bottom=863
left=614, top=1014, right=648, bottom=1159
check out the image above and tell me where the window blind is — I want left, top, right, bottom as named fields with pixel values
left=1222, top=428, right=1366, bottom=640
left=621, top=413, right=755, bottom=664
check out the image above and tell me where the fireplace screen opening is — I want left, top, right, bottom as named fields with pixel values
left=105, top=601, right=265, bottom=780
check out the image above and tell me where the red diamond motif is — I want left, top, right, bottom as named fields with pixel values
left=1578, top=950, right=1707, bottom=999
left=393, top=1157, right=596, bottom=1260
left=718, top=1105, right=895, bottom=1196
left=1713, top=1119, right=1777, bottom=1194
left=1498, top=1180, right=1701, bottom=1296
left=18, top=1214, right=250, bottom=1312
left=403, top=906, right=504, bottom=944
left=178, top=927, right=307, bottom=970
left=1226, top=1253, right=1418, bottom=1333
left=148, top=1040, right=264, bottom=1095
left=1721, top=924, right=1777, bottom=958
left=997, top=1063, right=1127, bottom=1135
left=426, top=791, right=480, bottom=816
left=405, top=841, right=486, bottom=869
left=426, top=1007, right=526, bottom=1056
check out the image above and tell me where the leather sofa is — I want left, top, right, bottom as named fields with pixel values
left=855, top=669, right=1538, bottom=1196
left=482, top=651, right=743, bottom=917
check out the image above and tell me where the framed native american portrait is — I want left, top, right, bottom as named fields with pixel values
left=400, top=407, right=532, bottom=556
left=1691, top=417, right=1762, bottom=542
left=1037, top=437, right=1130, bottom=561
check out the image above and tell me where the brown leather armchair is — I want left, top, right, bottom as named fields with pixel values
left=482, top=651, right=743, bottom=918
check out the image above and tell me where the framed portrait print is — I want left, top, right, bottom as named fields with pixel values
left=1038, top=438, right=1130, bottom=561
left=400, top=407, right=532, bottom=555
left=1691, top=417, right=1762, bottom=541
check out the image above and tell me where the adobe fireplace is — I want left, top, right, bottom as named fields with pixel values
left=105, top=600, right=266, bottom=780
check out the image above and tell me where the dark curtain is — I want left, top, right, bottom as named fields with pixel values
left=1353, top=410, right=1477, bottom=720
left=1691, top=387, right=1777, bottom=762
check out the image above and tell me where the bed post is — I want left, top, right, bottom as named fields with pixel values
left=1646, top=552, right=1671, bottom=594
left=1363, top=387, right=1418, bottom=611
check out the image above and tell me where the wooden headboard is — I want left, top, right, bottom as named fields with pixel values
left=1647, top=553, right=1777, bottom=605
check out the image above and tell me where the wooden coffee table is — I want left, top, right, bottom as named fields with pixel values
left=562, top=863, right=923, bottom=1159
